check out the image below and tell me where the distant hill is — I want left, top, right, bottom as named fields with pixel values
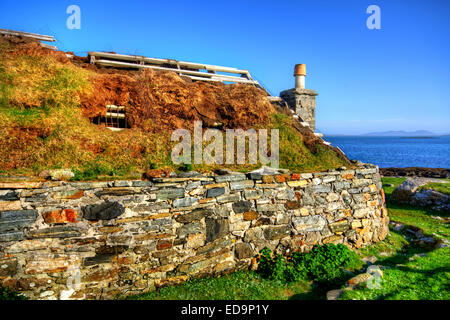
left=363, top=130, right=437, bottom=137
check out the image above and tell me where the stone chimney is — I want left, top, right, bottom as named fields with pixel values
left=280, top=64, right=318, bottom=132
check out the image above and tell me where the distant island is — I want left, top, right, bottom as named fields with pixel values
left=363, top=130, right=438, bottom=137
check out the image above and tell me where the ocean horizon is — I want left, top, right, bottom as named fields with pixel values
left=324, top=135, right=450, bottom=169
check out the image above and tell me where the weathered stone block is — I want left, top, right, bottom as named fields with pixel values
left=216, top=193, right=240, bottom=204
left=243, top=227, right=264, bottom=242
left=257, top=204, right=282, bottom=212
left=156, top=188, right=185, bottom=200
left=264, top=225, right=290, bottom=240
left=82, top=202, right=125, bottom=220
left=214, top=174, right=246, bottom=183
left=95, top=188, right=140, bottom=197
left=52, top=189, right=84, bottom=200
left=0, top=258, right=18, bottom=277
left=175, top=208, right=212, bottom=223
left=173, top=197, right=198, bottom=208
left=42, top=209, right=79, bottom=224
left=311, top=185, right=331, bottom=194
left=287, top=180, right=308, bottom=188
left=230, top=180, right=254, bottom=191
left=284, top=201, right=301, bottom=210
left=205, top=218, right=229, bottom=242
left=185, top=233, right=206, bottom=249
left=293, top=216, right=326, bottom=232
left=329, top=220, right=349, bottom=233
left=0, top=210, right=38, bottom=233
left=206, top=187, right=225, bottom=198
left=0, top=231, right=23, bottom=242
left=28, top=226, right=82, bottom=239
left=322, top=235, right=342, bottom=244
left=276, top=188, right=295, bottom=200
left=243, top=211, right=258, bottom=221
left=177, top=222, right=204, bottom=237
left=0, top=201, right=22, bottom=212
left=243, top=189, right=263, bottom=200
left=235, top=243, right=254, bottom=259
left=0, top=191, right=18, bottom=201
left=232, top=200, right=253, bottom=213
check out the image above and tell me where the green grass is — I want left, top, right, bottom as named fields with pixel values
left=381, top=177, right=449, bottom=241
left=340, top=247, right=450, bottom=300
left=419, top=181, right=450, bottom=196
left=126, top=271, right=312, bottom=300
left=338, top=177, right=450, bottom=300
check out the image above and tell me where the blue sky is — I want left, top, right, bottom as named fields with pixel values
left=1, top=0, right=449, bottom=134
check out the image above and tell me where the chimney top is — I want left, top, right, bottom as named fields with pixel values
left=294, top=64, right=306, bottom=76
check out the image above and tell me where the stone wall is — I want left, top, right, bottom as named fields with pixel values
left=280, top=88, right=318, bottom=132
left=0, top=164, right=389, bottom=300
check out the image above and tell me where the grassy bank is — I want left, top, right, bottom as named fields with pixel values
left=0, top=37, right=348, bottom=180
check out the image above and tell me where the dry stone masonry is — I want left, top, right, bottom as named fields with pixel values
left=0, top=164, right=389, bottom=299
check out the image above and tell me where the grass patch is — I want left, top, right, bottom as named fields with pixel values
left=340, top=247, right=450, bottom=300
left=381, top=177, right=449, bottom=241
left=125, top=271, right=311, bottom=300
left=419, top=182, right=450, bottom=196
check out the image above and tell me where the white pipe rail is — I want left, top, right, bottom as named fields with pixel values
left=0, top=28, right=56, bottom=42
left=88, top=51, right=259, bottom=85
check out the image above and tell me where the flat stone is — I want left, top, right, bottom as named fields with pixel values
left=232, top=201, right=253, bottom=213
left=311, top=185, right=331, bottom=194
left=214, top=174, right=246, bottom=183
left=287, top=180, right=308, bottom=188
left=264, top=225, right=290, bottom=240
left=173, top=197, right=198, bottom=208
left=131, top=181, right=153, bottom=187
left=206, top=187, right=225, bottom=198
left=156, top=188, right=185, bottom=200
left=205, top=218, right=229, bottom=242
left=276, top=189, right=295, bottom=200
left=177, top=222, right=204, bottom=237
left=52, top=189, right=84, bottom=200
left=284, top=201, right=301, bottom=210
left=257, top=204, right=283, bottom=212
left=243, top=211, right=259, bottom=221
left=28, top=226, right=82, bottom=239
left=95, top=187, right=140, bottom=197
left=42, top=209, right=79, bottom=224
left=347, top=273, right=372, bottom=287
left=244, top=189, right=263, bottom=200
left=82, top=202, right=125, bottom=220
left=329, top=220, right=349, bottom=233
left=175, top=208, right=213, bottom=223
left=235, top=242, right=254, bottom=259
left=0, top=231, right=23, bottom=242
left=0, top=182, right=42, bottom=189
left=322, top=235, right=342, bottom=244
left=326, top=289, right=343, bottom=300
left=293, top=216, right=326, bottom=232
left=83, top=254, right=115, bottom=266
left=247, top=172, right=262, bottom=180
left=230, top=180, right=254, bottom=191
left=0, top=210, right=38, bottom=232
left=0, top=200, right=22, bottom=211
left=0, top=191, right=18, bottom=201
left=0, top=258, right=18, bottom=277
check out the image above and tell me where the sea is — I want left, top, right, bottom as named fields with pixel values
left=324, top=135, right=450, bottom=169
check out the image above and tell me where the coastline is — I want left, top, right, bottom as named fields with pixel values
left=379, top=167, right=449, bottom=179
